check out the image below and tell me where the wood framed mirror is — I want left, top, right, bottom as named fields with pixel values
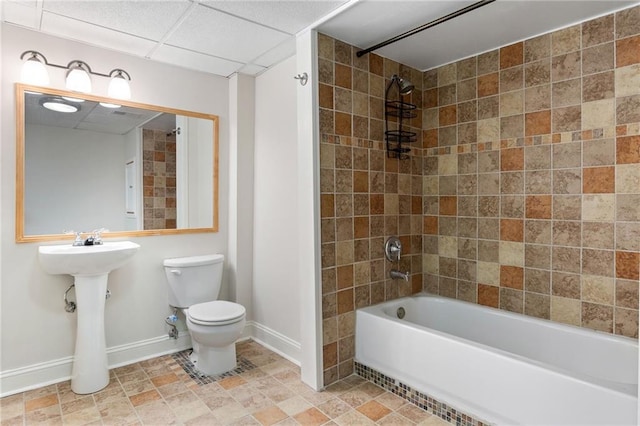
left=15, top=83, right=219, bottom=243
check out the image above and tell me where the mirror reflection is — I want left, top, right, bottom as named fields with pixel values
left=16, top=84, right=219, bottom=242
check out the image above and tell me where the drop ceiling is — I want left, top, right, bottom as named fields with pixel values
left=2, top=0, right=638, bottom=79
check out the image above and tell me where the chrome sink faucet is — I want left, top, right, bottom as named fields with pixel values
left=91, top=228, right=107, bottom=245
left=68, top=229, right=107, bottom=246
left=72, top=231, right=84, bottom=246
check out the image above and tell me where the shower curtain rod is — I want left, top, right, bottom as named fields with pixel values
left=356, top=0, right=496, bottom=57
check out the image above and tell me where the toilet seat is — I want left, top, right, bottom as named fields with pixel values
left=188, top=301, right=246, bottom=326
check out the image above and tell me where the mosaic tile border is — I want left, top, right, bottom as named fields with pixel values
left=355, top=362, right=492, bottom=426
left=171, top=349, right=256, bottom=386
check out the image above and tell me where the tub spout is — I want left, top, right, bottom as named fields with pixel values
left=390, top=269, right=409, bottom=281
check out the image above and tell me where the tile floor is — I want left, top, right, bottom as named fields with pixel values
left=1, top=340, right=450, bottom=425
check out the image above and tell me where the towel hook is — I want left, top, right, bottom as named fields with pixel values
left=294, top=72, right=308, bottom=86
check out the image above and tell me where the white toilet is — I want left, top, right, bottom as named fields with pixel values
left=164, top=254, right=246, bottom=376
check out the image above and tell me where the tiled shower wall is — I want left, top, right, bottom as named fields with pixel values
left=142, top=129, right=177, bottom=230
left=422, top=5, right=640, bottom=338
left=318, top=35, right=425, bottom=385
left=319, top=4, right=640, bottom=387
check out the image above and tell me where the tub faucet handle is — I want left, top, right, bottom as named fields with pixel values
left=385, top=236, right=402, bottom=261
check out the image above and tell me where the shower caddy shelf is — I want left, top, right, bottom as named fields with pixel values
left=384, top=99, right=417, bottom=159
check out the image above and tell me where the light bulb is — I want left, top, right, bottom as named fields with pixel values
left=40, top=97, right=79, bottom=113
left=21, top=56, right=50, bottom=86
left=66, top=65, right=92, bottom=93
left=108, top=73, right=131, bottom=100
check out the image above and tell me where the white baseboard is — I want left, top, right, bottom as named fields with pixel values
left=0, top=321, right=300, bottom=397
left=243, top=321, right=301, bottom=365
left=0, top=333, right=191, bottom=397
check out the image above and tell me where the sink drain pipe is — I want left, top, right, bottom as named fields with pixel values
left=165, top=308, right=178, bottom=339
left=63, top=283, right=111, bottom=313
left=64, top=284, right=76, bottom=313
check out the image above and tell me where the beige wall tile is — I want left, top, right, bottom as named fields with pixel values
left=582, top=194, right=615, bottom=221
left=423, top=254, right=439, bottom=274
left=616, top=164, right=640, bottom=193
left=423, top=108, right=438, bottom=129
left=582, top=275, right=614, bottom=304
left=383, top=194, right=399, bottom=215
left=477, top=118, right=499, bottom=142
left=581, top=99, right=615, bottom=129
left=438, top=236, right=458, bottom=258
left=500, top=91, right=524, bottom=116
left=438, top=154, right=458, bottom=175
left=553, top=195, right=582, bottom=220
left=551, top=25, right=581, bottom=56
left=438, top=63, right=457, bottom=86
left=551, top=296, right=581, bottom=326
left=615, top=64, right=640, bottom=97
left=499, top=241, right=525, bottom=266
left=477, top=261, right=500, bottom=285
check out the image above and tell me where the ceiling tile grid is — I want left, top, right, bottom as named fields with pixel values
left=4, top=0, right=638, bottom=78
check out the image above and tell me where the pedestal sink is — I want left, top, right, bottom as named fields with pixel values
left=38, top=241, right=140, bottom=394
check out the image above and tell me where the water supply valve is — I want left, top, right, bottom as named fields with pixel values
left=165, top=309, right=179, bottom=339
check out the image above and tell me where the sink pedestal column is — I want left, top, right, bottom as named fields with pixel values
left=71, top=274, right=109, bottom=394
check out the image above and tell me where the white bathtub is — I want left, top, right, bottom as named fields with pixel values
left=355, top=293, right=638, bottom=425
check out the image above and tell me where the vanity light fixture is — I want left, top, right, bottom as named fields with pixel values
left=19, top=50, right=132, bottom=99
left=65, top=61, right=92, bottom=93
left=20, top=51, right=50, bottom=86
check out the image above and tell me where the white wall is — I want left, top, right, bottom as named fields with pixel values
left=0, top=24, right=230, bottom=394
left=24, top=124, right=128, bottom=235
left=253, top=56, right=301, bottom=358
left=227, top=74, right=255, bottom=315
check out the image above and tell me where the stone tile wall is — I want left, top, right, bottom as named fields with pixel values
left=319, top=5, right=640, bottom=387
left=422, top=6, right=640, bottom=337
left=318, top=34, right=425, bottom=385
left=142, top=129, right=177, bottom=230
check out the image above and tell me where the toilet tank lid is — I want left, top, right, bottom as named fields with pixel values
left=163, top=254, right=224, bottom=267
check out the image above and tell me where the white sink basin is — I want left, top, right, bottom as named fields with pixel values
left=38, top=241, right=140, bottom=276
left=38, top=240, right=140, bottom=394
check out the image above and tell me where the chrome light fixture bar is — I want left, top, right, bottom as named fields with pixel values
left=19, top=50, right=132, bottom=100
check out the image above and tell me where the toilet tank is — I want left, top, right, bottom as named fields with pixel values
left=164, top=254, right=224, bottom=308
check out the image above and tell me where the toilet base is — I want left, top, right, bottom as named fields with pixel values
left=191, top=343, right=237, bottom=376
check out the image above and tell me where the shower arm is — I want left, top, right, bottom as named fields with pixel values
left=356, top=0, right=496, bottom=58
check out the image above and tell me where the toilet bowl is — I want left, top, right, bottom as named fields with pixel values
left=163, top=254, right=246, bottom=376
left=184, top=301, right=246, bottom=376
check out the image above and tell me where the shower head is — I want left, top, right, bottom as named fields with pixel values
left=397, top=76, right=414, bottom=95
left=388, top=74, right=414, bottom=96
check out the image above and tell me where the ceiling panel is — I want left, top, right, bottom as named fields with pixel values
left=200, top=0, right=345, bottom=34
left=252, top=38, right=297, bottom=68
left=41, top=0, right=192, bottom=41
left=41, top=11, right=157, bottom=57
left=151, top=44, right=245, bottom=77
left=237, top=63, right=268, bottom=76
left=2, top=0, right=41, bottom=29
left=165, top=4, right=290, bottom=63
